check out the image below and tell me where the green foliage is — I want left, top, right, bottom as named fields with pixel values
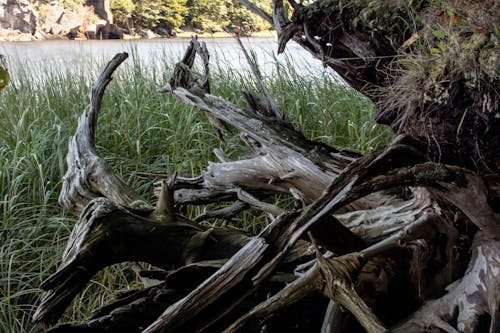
left=0, top=57, right=9, bottom=91
left=110, top=0, right=136, bottom=26
left=225, top=0, right=272, bottom=32
left=0, top=46, right=390, bottom=332
left=185, top=0, right=229, bottom=32
left=30, top=0, right=274, bottom=33
left=131, top=0, right=188, bottom=30
left=183, top=0, right=272, bottom=33
left=60, top=0, right=86, bottom=10
left=29, top=0, right=86, bottom=12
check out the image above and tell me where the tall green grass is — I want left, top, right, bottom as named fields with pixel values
left=0, top=47, right=391, bottom=332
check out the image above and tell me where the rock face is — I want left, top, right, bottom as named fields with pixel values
left=0, top=0, right=121, bottom=40
left=0, top=0, right=37, bottom=34
left=38, top=3, right=82, bottom=37
left=96, top=22, right=122, bottom=39
left=85, top=0, right=112, bottom=23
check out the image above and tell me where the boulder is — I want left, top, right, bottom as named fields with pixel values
left=136, top=29, right=160, bottom=39
left=85, top=23, right=96, bottom=39
left=0, top=27, right=36, bottom=41
left=0, top=0, right=37, bottom=34
left=153, top=27, right=173, bottom=37
left=39, top=3, right=82, bottom=37
left=60, top=9, right=81, bottom=36
left=95, top=22, right=122, bottom=39
left=85, top=0, right=112, bottom=23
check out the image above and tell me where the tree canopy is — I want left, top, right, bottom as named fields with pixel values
left=109, top=0, right=273, bottom=32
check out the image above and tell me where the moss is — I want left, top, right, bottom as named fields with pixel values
left=461, top=33, right=488, bottom=51
left=410, top=164, right=449, bottom=183
left=388, top=1, right=498, bottom=109
left=479, top=47, right=499, bottom=83
left=37, top=4, right=51, bottom=21
left=291, top=0, right=497, bottom=173
left=370, top=1, right=499, bottom=172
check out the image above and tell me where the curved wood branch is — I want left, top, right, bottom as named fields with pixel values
left=33, top=197, right=250, bottom=326
left=393, top=232, right=500, bottom=333
left=240, top=0, right=273, bottom=25
left=35, top=31, right=499, bottom=333
left=58, top=52, right=146, bottom=214
left=138, top=138, right=471, bottom=333
left=223, top=256, right=321, bottom=333
left=221, top=211, right=451, bottom=333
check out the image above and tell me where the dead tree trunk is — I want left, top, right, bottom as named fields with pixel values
left=269, top=0, right=499, bottom=174
left=33, top=1, right=498, bottom=332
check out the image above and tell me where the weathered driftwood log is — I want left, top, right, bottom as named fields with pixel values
left=35, top=36, right=498, bottom=332
left=58, top=53, right=146, bottom=214
left=33, top=34, right=499, bottom=333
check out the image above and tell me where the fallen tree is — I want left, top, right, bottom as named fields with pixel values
left=33, top=1, right=498, bottom=332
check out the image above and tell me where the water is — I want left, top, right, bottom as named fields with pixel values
left=0, top=37, right=336, bottom=83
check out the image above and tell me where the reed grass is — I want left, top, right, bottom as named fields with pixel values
left=0, top=46, right=391, bottom=332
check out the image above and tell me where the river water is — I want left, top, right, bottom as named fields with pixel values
left=0, top=37, right=337, bottom=83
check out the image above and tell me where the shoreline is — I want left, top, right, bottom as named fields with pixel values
left=0, top=28, right=276, bottom=42
left=174, top=30, right=276, bottom=39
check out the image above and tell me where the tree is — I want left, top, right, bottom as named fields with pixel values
left=184, top=0, right=271, bottom=33
left=107, top=0, right=271, bottom=33
left=225, top=0, right=272, bottom=33
left=131, top=0, right=187, bottom=30
left=110, top=0, right=135, bottom=27
left=185, top=0, right=228, bottom=32
left=32, top=1, right=499, bottom=332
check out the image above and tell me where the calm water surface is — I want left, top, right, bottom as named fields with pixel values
left=0, top=37, right=335, bottom=82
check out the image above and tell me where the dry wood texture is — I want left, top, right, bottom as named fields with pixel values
left=33, top=1, right=499, bottom=332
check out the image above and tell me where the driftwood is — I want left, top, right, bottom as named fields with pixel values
left=269, top=0, right=499, bottom=174
left=33, top=1, right=499, bottom=332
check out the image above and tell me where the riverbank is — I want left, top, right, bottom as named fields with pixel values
left=0, top=27, right=276, bottom=42
left=0, top=0, right=274, bottom=42
left=0, top=37, right=321, bottom=86
left=174, top=30, right=275, bottom=39
left=0, top=28, right=37, bottom=42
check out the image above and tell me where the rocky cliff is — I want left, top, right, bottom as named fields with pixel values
left=86, top=0, right=112, bottom=23
left=0, top=0, right=115, bottom=41
left=0, top=0, right=37, bottom=39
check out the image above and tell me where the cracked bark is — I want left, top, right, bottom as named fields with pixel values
left=33, top=5, right=499, bottom=331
